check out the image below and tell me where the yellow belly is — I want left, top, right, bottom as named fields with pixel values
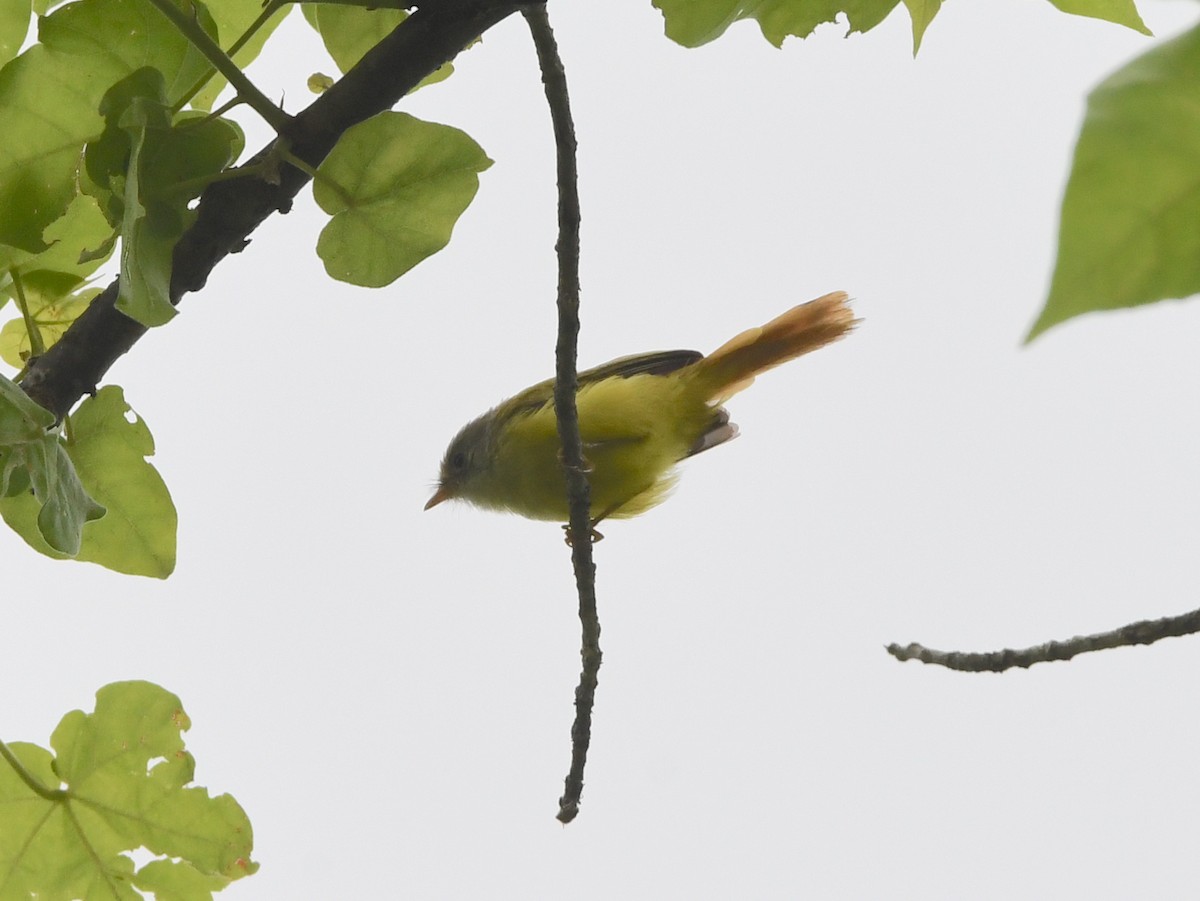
left=473, top=373, right=709, bottom=521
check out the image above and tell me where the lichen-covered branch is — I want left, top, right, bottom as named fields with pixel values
left=887, top=606, right=1200, bottom=672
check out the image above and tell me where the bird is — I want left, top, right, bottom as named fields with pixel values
left=425, top=291, right=856, bottom=529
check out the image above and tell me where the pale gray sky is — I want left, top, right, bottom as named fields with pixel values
left=8, top=1, right=1200, bottom=897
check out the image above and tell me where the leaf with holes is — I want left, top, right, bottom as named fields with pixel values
left=652, top=0, right=900, bottom=48
left=66, top=386, right=177, bottom=577
left=0, top=193, right=115, bottom=283
left=0, top=386, right=175, bottom=575
left=653, top=0, right=1145, bottom=49
left=0, top=681, right=257, bottom=899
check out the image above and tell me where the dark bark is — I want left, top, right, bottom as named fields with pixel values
left=519, top=5, right=598, bottom=824
left=20, top=0, right=527, bottom=418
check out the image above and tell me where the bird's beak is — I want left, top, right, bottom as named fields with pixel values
left=424, top=485, right=452, bottom=511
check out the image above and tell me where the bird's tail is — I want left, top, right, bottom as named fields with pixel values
left=693, top=291, right=857, bottom=404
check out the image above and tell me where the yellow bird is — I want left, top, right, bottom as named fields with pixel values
left=425, top=291, right=856, bottom=525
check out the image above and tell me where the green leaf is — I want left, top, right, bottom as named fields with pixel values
left=87, top=67, right=169, bottom=193
left=0, top=432, right=107, bottom=556
left=0, top=47, right=103, bottom=252
left=1029, top=22, right=1200, bottom=340
left=653, top=0, right=901, bottom=48
left=902, top=0, right=940, bottom=55
left=0, top=682, right=257, bottom=899
left=0, top=741, right=83, bottom=897
left=0, top=193, right=115, bottom=281
left=105, top=70, right=179, bottom=326
left=31, top=0, right=70, bottom=16
left=0, top=373, right=108, bottom=557
left=654, top=0, right=1146, bottom=48
left=0, top=270, right=95, bottom=368
left=38, top=0, right=217, bottom=102
left=0, top=371, right=53, bottom=443
left=306, top=2, right=406, bottom=74
left=116, top=203, right=179, bottom=327
left=0, top=447, right=31, bottom=497
left=142, top=111, right=245, bottom=200
left=84, top=68, right=243, bottom=327
left=1045, top=0, right=1150, bottom=35
left=0, top=386, right=176, bottom=575
left=0, top=0, right=217, bottom=251
left=315, top=112, right=492, bottom=287
left=64, top=386, right=177, bottom=577
left=134, top=858, right=232, bottom=900
left=0, top=0, right=30, bottom=65
left=302, top=3, right=452, bottom=89
left=25, top=432, right=106, bottom=554
left=0, top=475, right=72, bottom=559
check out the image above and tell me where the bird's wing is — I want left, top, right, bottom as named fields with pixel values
left=578, top=349, right=702, bottom=383
left=504, top=350, right=702, bottom=417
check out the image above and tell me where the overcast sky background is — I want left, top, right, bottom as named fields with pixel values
left=7, top=0, right=1200, bottom=897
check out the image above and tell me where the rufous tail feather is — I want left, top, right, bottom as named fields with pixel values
left=695, top=291, right=857, bottom=404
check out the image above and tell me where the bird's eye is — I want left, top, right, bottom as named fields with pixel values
left=449, top=451, right=467, bottom=472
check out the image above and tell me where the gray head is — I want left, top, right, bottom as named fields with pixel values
left=425, top=412, right=495, bottom=510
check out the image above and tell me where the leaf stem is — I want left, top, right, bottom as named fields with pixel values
left=176, top=95, right=246, bottom=130
left=9, top=269, right=45, bottom=358
left=276, top=146, right=352, bottom=205
left=0, top=738, right=66, bottom=801
left=166, top=136, right=342, bottom=202
left=172, top=0, right=288, bottom=113
left=146, top=0, right=292, bottom=132
left=523, top=2, right=600, bottom=826
left=166, top=157, right=259, bottom=199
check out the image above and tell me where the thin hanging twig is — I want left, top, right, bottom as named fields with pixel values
left=522, top=2, right=600, bottom=824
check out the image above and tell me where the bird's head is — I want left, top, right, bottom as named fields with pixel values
left=425, top=414, right=494, bottom=510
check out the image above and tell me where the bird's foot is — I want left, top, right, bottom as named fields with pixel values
left=561, top=523, right=604, bottom=546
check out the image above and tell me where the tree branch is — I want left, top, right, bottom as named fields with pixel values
left=887, top=606, right=1200, bottom=672
left=19, top=0, right=527, bottom=419
left=521, top=4, right=599, bottom=824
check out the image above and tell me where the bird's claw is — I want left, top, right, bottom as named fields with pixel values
left=562, top=524, right=604, bottom=546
